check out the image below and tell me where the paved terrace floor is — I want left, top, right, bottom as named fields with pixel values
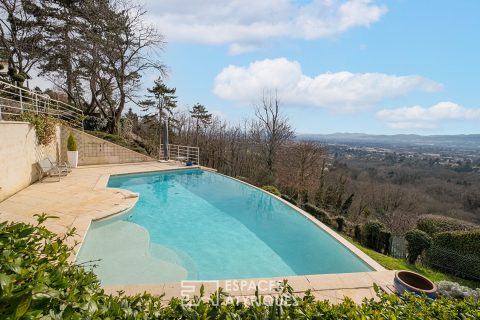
left=0, top=161, right=190, bottom=254
left=0, top=161, right=396, bottom=303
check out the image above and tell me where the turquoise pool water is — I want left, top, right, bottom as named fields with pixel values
left=77, top=169, right=372, bottom=284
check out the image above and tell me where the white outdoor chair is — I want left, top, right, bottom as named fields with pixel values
left=47, top=155, right=71, bottom=173
left=37, top=159, right=69, bottom=182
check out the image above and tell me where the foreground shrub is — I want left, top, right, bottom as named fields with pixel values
left=426, top=229, right=480, bottom=280
left=261, top=185, right=281, bottom=197
left=1, top=217, right=480, bottom=319
left=417, top=214, right=477, bottom=236
left=405, top=229, right=432, bottom=264
left=303, top=203, right=332, bottom=225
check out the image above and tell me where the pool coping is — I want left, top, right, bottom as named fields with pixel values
left=103, top=270, right=397, bottom=304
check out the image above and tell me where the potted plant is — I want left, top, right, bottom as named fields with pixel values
left=67, top=132, right=78, bottom=168
left=394, top=270, right=438, bottom=299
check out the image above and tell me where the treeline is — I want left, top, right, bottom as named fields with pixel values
left=117, top=83, right=479, bottom=239
left=1, top=0, right=163, bottom=133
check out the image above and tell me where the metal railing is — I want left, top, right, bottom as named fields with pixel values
left=0, top=80, right=84, bottom=129
left=160, top=144, right=200, bottom=165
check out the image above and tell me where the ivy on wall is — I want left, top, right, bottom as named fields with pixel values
left=20, top=112, right=57, bottom=146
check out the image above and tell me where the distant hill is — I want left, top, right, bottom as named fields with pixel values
left=298, top=133, right=480, bottom=150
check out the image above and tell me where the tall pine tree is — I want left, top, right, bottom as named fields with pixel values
left=190, top=103, right=212, bottom=146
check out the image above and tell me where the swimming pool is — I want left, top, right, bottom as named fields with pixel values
left=77, top=169, right=373, bottom=284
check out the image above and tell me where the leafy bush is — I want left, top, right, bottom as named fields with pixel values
left=379, top=230, right=392, bottom=255
left=67, top=132, right=77, bottom=151
left=281, top=194, right=297, bottom=205
left=357, top=222, right=392, bottom=254
left=335, top=216, right=346, bottom=232
left=1, top=218, right=480, bottom=319
left=235, top=176, right=249, bottom=183
left=426, top=229, right=480, bottom=280
left=354, top=224, right=362, bottom=241
left=303, top=203, right=332, bottom=226
left=405, top=229, right=432, bottom=264
left=21, top=112, right=57, bottom=146
left=83, top=115, right=108, bottom=131
left=417, top=214, right=477, bottom=236
left=363, top=221, right=385, bottom=252
left=261, top=185, right=281, bottom=197
left=437, top=281, right=480, bottom=301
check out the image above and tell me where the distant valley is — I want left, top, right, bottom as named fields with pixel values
left=299, top=133, right=480, bottom=151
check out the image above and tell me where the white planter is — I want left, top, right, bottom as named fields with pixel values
left=67, top=151, right=79, bottom=168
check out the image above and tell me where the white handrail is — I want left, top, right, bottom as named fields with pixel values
left=0, top=80, right=84, bottom=129
left=160, top=143, right=200, bottom=165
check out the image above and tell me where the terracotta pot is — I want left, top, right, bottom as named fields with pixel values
left=394, top=270, right=437, bottom=299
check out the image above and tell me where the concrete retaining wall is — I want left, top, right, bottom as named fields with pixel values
left=60, top=127, right=154, bottom=166
left=0, top=121, right=60, bottom=201
left=0, top=122, right=154, bottom=201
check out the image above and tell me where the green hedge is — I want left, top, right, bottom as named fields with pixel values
left=261, top=185, right=281, bottom=197
left=281, top=194, right=297, bottom=205
left=303, top=203, right=333, bottom=226
left=363, top=221, right=391, bottom=253
left=433, top=229, right=480, bottom=256
left=426, top=229, right=480, bottom=280
left=1, top=217, right=479, bottom=319
left=417, top=215, right=477, bottom=236
left=335, top=216, right=346, bottom=232
left=405, top=229, right=432, bottom=264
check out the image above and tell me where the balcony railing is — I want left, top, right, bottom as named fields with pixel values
left=160, top=144, right=200, bottom=165
left=0, top=80, right=84, bottom=129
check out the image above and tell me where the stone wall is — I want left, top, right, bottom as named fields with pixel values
left=0, top=121, right=60, bottom=201
left=60, top=127, right=154, bottom=166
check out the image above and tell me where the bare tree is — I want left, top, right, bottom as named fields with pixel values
left=278, top=140, right=326, bottom=204
left=95, top=1, right=165, bottom=133
left=254, top=91, right=293, bottom=182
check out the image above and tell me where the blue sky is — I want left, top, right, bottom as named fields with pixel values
left=144, top=1, right=480, bottom=134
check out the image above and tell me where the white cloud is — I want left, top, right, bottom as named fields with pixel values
left=143, top=0, right=387, bottom=54
left=377, top=102, right=480, bottom=129
left=213, top=58, right=442, bottom=112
